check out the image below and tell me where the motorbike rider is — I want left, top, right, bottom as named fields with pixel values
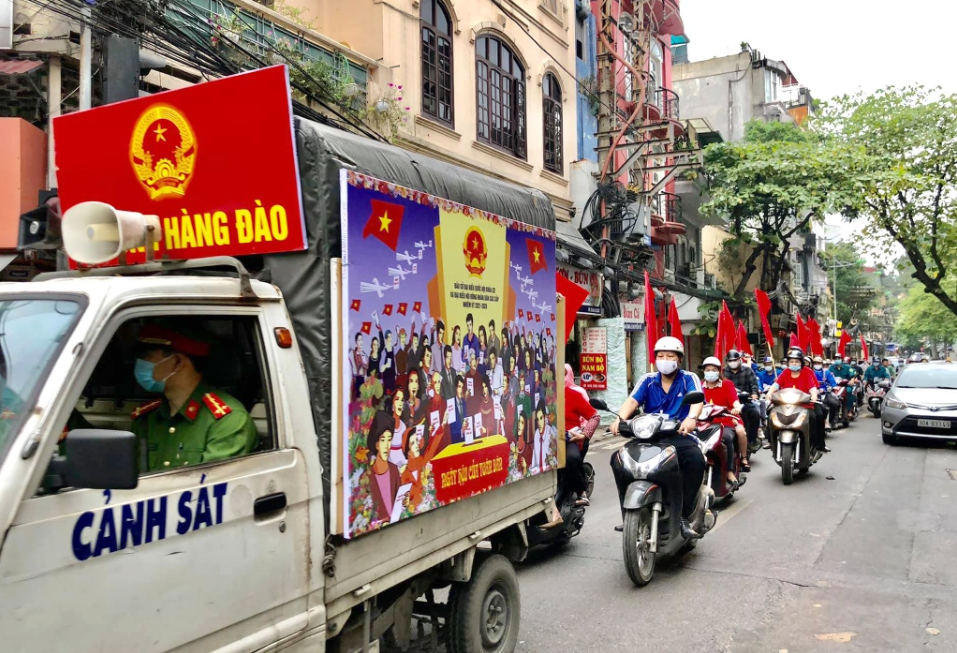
left=830, top=355, right=859, bottom=421
left=742, top=352, right=760, bottom=375
left=811, top=355, right=841, bottom=429
left=701, top=356, right=748, bottom=482
left=562, top=364, right=601, bottom=507
left=864, top=356, right=892, bottom=385
left=881, top=357, right=896, bottom=379
left=765, top=347, right=830, bottom=454
left=853, top=359, right=867, bottom=406
left=611, top=336, right=705, bottom=539
left=756, top=356, right=781, bottom=389
left=723, top=350, right=761, bottom=450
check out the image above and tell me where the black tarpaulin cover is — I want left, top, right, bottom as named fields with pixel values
left=260, top=118, right=556, bottom=518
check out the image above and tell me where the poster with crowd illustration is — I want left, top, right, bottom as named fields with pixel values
left=340, top=171, right=559, bottom=538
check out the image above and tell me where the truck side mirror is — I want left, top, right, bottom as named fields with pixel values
left=46, top=430, right=139, bottom=491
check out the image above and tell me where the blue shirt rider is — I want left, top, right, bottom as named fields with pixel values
left=863, top=357, right=892, bottom=383
left=755, top=355, right=780, bottom=391
left=811, top=357, right=837, bottom=391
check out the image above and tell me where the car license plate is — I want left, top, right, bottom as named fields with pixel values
left=918, top=419, right=950, bottom=429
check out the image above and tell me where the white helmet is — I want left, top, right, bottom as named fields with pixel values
left=702, top=356, right=722, bottom=369
left=654, top=336, right=685, bottom=357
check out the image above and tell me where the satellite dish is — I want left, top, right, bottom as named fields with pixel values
left=618, top=13, right=635, bottom=34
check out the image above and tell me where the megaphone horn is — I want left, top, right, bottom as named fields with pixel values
left=61, top=201, right=162, bottom=265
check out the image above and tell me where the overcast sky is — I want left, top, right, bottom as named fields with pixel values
left=680, top=1, right=957, bottom=101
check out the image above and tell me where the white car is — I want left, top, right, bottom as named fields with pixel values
left=881, top=362, right=957, bottom=445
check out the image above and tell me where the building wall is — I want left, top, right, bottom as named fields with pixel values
left=672, top=52, right=755, bottom=143
left=575, top=10, right=597, bottom=162
left=312, top=0, right=578, bottom=219
left=0, top=118, right=46, bottom=248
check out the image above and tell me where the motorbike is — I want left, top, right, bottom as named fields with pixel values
left=695, top=403, right=745, bottom=502
left=739, top=391, right=763, bottom=456
left=526, top=434, right=595, bottom=548
left=599, top=392, right=717, bottom=586
left=767, top=389, right=822, bottom=485
left=865, top=379, right=892, bottom=416
left=831, top=377, right=858, bottom=428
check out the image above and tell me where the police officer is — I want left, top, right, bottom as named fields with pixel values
left=131, top=324, right=257, bottom=472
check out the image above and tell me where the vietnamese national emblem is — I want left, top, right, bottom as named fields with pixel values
left=463, top=226, right=488, bottom=277
left=130, top=104, right=196, bottom=200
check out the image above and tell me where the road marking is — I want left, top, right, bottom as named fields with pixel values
left=712, top=497, right=754, bottom=532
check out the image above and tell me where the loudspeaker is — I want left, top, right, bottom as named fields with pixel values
left=61, top=202, right=161, bottom=265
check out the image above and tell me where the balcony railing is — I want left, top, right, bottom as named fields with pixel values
left=652, top=191, right=682, bottom=223
left=655, top=87, right=680, bottom=121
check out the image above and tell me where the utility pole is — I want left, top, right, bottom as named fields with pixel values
left=79, top=6, right=93, bottom=110
left=595, top=0, right=615, bottom=262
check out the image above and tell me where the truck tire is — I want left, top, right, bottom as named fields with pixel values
left=448, top=554, right=521, bottom=653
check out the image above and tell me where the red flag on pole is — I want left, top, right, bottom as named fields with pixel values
left=644, top=271, right=659, bottom=366
left=668, top=297, right=684, bottom=346
left=789, top=332, right=799, bottom=348
left=754, top=289, right=775, bottom=348
left=556, top=273, right=589, bottom=343
left=796, top=314, right=810, bottom=352
left=808, top=318, right=824, bottom=357
left=860, top=334, right=869, bottom=360
left=736, top=320, right=753, bottom=355
left=838, top=330, right=851, bottom=358
left=714, top=301, right=735, bottom=360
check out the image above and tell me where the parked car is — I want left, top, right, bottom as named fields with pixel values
left=881, top=361, right=957, bottom=445
left=906, top=353, right=930, bottom=365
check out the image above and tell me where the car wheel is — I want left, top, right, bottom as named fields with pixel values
left=882, top=433, right=898, bottom=446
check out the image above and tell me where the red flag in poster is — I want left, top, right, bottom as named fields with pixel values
left=556, top=272, right=589, bottom=343
left=397, top=303, right=408, bottom=316
left=546, top=327, right=552, bottom=337
left=796, top=314, right=810, bottom=352
left=412, top=301, right=422, bottom=313
left=668, top=297, right=684, bottom=346
left=350, top=299, right=361, bottom=312
left=644, top=271, right=659, bottom=366
left=526, top=312, right=534, bottom=322
left=736, top=321, right=753, bottom=355
left=362, top=199, right=405, bottom=251
left=789, top=332, right=799, bottom=348
left=754, top=289, right=775, bottom=348
left=838, top=330, right=851, bottom=358
left=535, top=313, right=541, bottom=323
left=807, top=318, right=823, bottom=357
left=382, top=304, right=393, bottom=316
left=861, top=335, right=869, bottom=360
left=361, top=322, right=372, bottom=335
left=518, top=308, right=524, bottom=319
left=526, top=238, right=548, bottom=274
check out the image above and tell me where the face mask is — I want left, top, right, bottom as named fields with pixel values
left=704, top=370, right=720, bottom=383
left=765, top=365, right=773, bottom=372
left=814, top=364, right=823, bottom=371
left=134, top=356, right=174, bottom=394
left=729, top=361, right=740, bottom=369
left=656, top=359, right=678, bottom=376
left=788, top=363, right=802, bottom=373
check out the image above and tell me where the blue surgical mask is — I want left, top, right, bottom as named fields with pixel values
left=135, top=357, right=173, bottom=393
left=788, top=363, right=802, bottom=373
left=704, top=370, right=720, bottom=383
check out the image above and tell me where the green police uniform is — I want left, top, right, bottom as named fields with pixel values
left=132, top=383, right=257, bottom=472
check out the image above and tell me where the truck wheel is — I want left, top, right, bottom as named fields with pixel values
left=449, top=554, right=520, bottom=653
left=781, top=443, right=794, bottom=485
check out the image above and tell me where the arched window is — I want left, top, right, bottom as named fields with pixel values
left=542, top=72, right=563, bottom=173
left=421, top=0, right=453, bottom=125
left=475, top=35, right=526, bottom=159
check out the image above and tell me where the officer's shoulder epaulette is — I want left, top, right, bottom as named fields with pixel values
left=202, top=392, right=233, bottom=420
left=131, top=400, right=162, bottom=420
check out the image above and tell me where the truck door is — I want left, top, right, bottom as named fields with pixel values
left=0, top=308, right=313, bottom=653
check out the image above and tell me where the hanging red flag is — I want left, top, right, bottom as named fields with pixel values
left=796, top=314, right=810, bottom=352
left=362, top=199, right=405, bottom=251
left=361, top=322, right=372, bottom=335
left=789, top=332, right=799, bottom=348
left=526, top=238, right=548, bottom=274
left=350, top=299, right=361, bottom=312
left=861, top=334, right=869, bottom=360
left=736, top=320, right=753, bottom=355
left=556, top=272, right=589, bottom=343
left=644, top=271, right=659, bottom=366
left=838, top=330, right=851, bottom=358
left=668, top=297, right=684, bottom=346
left=412, top=301, right=422, bottom=313
left=382, top=304, right=393, bottom=316
left=397, top=303, right=408, bottom=316
left=518, top=308, right=524, bottom=319
left=754, top=289, right=775, bottom=348
left=807, top=318, right=823, bottom=357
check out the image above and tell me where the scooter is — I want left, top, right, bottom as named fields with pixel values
left=831, top=377, right=858, bottom=427
left=601, top=392, right=717, bottom=586
left=767, top=389, right=821, bottom=485
left=740, top=391, right=763, bottom=456
left=526, top=430, right=595, bottom=548
left=865, top=379, right=892, bottom=416
left=695, top=403, right=745, bottom=503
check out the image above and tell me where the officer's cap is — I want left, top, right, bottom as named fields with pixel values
left=137, top=324, right=211, bottom=358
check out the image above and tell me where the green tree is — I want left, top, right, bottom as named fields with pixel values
left=819, top=87, right=957, bottom=317
left=702, top=120, right=860, bottom=300
left=895, top=283, right=957, bottom=352
left=819, top=241, right=876, bottom=325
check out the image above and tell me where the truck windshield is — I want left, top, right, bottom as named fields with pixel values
left=0, top=298, right=83, bottom=462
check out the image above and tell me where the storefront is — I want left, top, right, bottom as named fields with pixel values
left=558, top=263, right=603, bottom=375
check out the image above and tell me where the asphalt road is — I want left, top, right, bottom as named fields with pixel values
left=513, top=413, right=957, bottom=653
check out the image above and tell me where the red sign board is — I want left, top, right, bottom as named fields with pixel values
left=580, top=353, right=608, bottom=390
left=54, top=66, right=306, bottom=264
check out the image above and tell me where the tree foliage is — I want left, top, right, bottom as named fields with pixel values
left=702, top=120, right=861, bottom=300
left=819, top=87, right=957, bottom=317
left=818, top=241, right=877, bottom=325
left=895, top=282, right=957, bottom=350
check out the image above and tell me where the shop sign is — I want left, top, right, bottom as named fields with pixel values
left=622, top=301, right=644, bottom=331
left=580, top=353, right=607, bottom=390
left=558, top=264, right=602, bottom=316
